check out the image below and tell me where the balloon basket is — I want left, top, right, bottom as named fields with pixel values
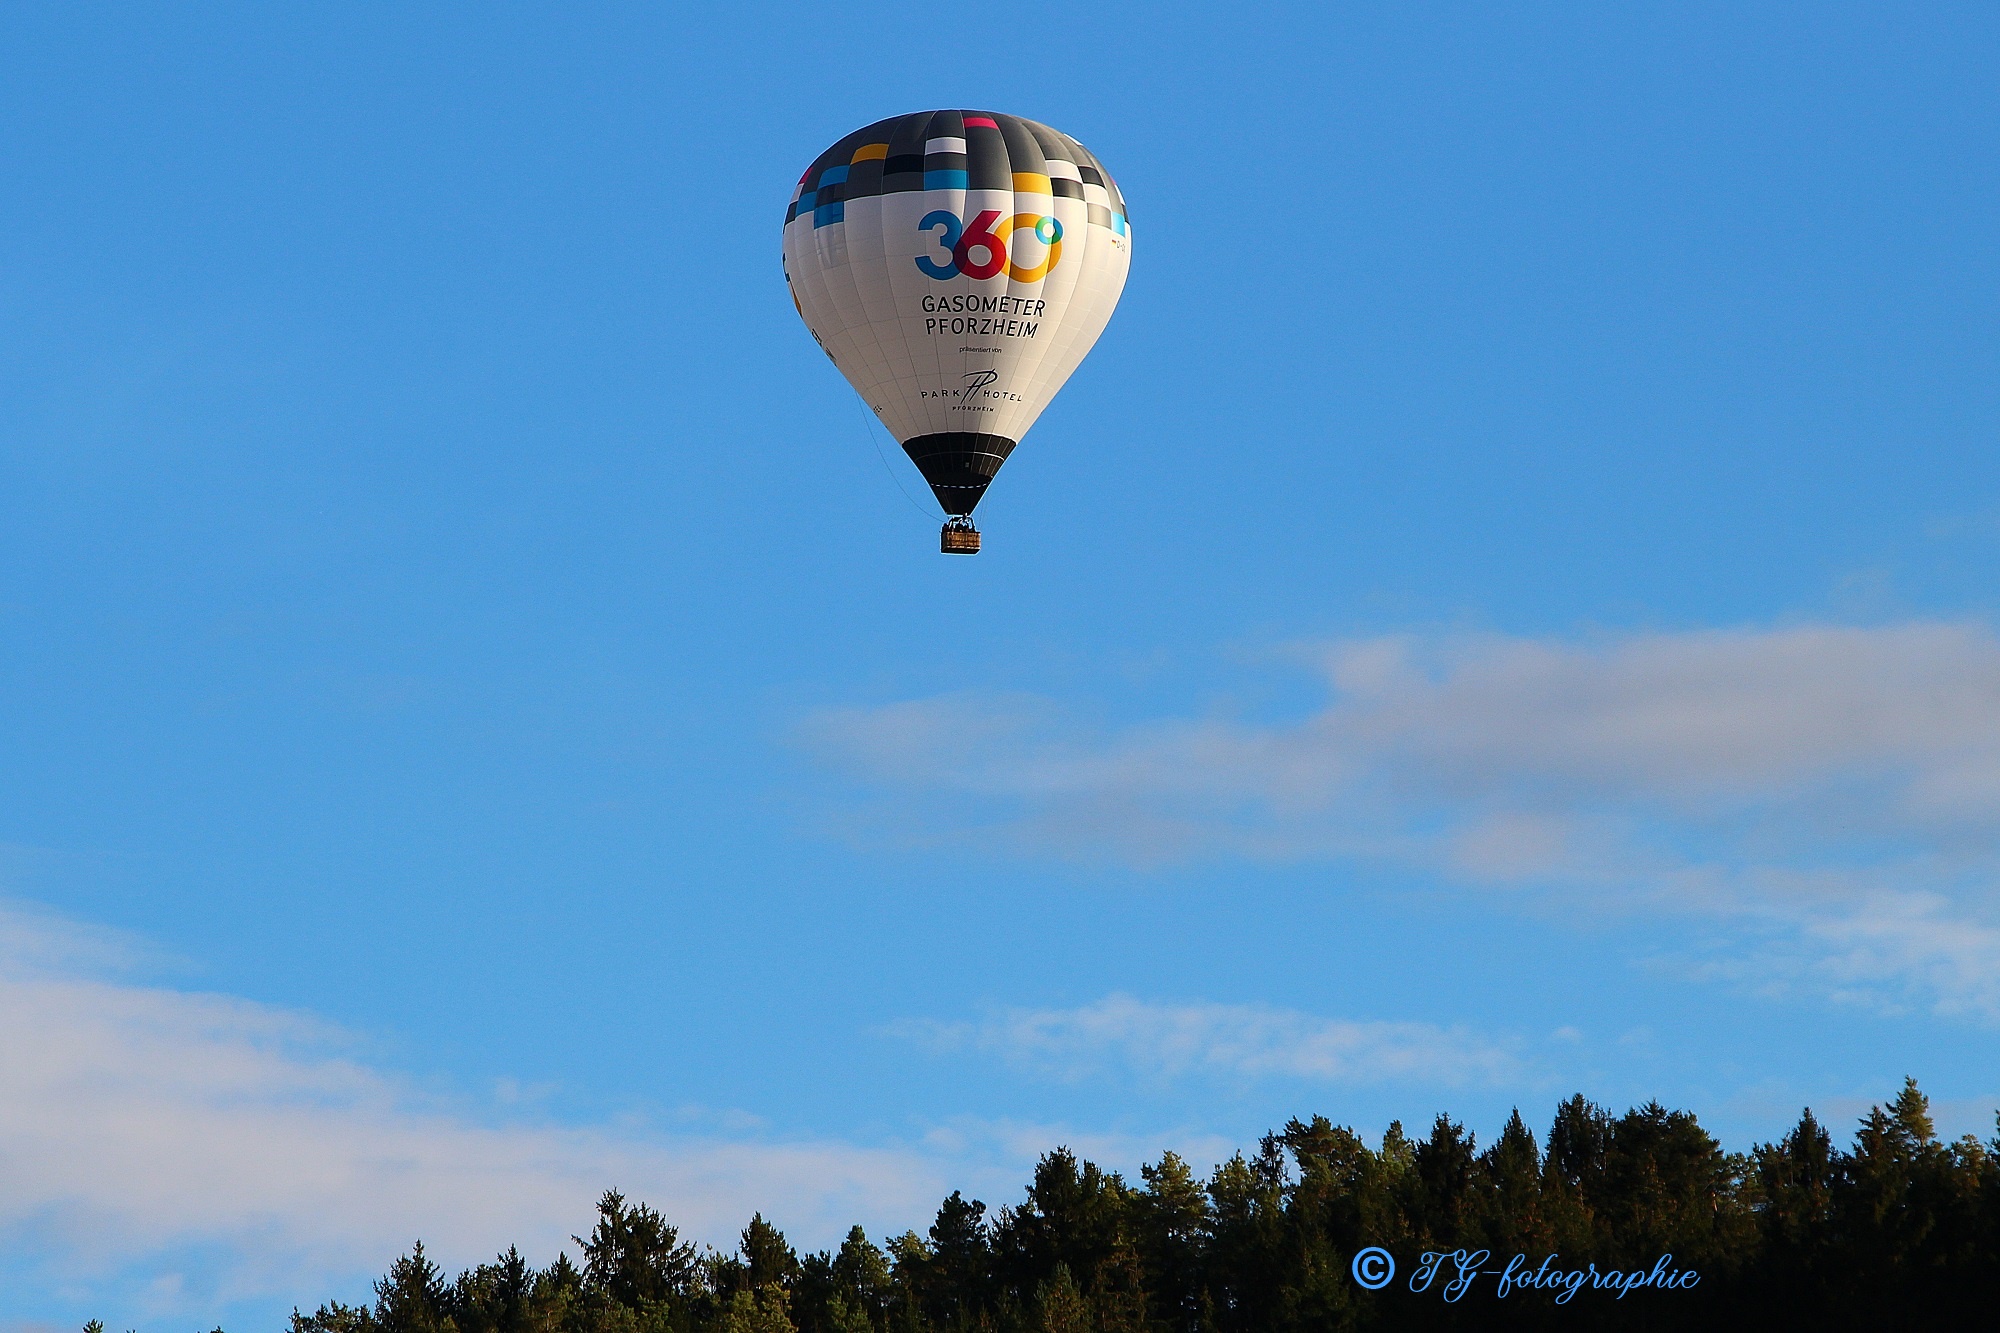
left=940, top=519, right=981, bottom=555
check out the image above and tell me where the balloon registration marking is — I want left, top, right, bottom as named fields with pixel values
left=915, top=209, right=1064, bottom=283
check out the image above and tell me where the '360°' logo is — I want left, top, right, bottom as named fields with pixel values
left=916, top=209, right=1065, bottom=283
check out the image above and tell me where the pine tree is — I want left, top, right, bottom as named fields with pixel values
left=1201, top=1152, right=1285, bottom=1333
left=1756, top=1109, right=1835, bottom=1257
left=1032, top=1264, right=1088, bottom=1333
left=1089, top=1243, right=1148, bottom=1333
left=1543, top=1094, right=1611, bottom=1258
left=743, top=1214, right=801, bottom=1291
left=1834, top=1077, right=1987, bottom=1318
left=291, top=1303, right=374, bottom=1333
left=716, top=1285, right=798, bottom=1333
left=824, top=1293, right=875, bottom=1333
left=994, top=1149, right=1130, bottom=1301
left=1545, top=1095, right=1611, bottom=1200
left=1281, top=1115, right=1374, bottom=1243
left=1474, top=1107, right=1547, bottom=1254
left=578, top=1190, right=701, bottom=1311
left=1408, top=1114, right=1476, bottom=1249
left=529, top=1252, right=585, bottom=1331
left=925, top=1191, right=991, bottom=1327
left=374, top=1241, right=452, bottom=1333
left=833, top=1226, right=894, bottom=1327
left=885, top=1231, right=936, bottom=1332
left=1131, top=1152, right=1207, bottom=1333
left=1598, top=1101, right=1746, bottom=1270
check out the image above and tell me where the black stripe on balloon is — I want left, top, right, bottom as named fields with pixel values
left=846, top=159, right=885, bottom=195
left=965, top=123, right=1011, bottom=190
left=900, top=432, right=1019, bottom=516
left=999, top=121, right=1045, bottom=177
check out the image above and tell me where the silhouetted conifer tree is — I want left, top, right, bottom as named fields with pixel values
left=580, top=1189, right=701, bottom=1310
left=1131, top=1152, right=1207, bottom=1333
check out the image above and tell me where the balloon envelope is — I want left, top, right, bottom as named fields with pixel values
left=783, top=110, right=1131, bottom=516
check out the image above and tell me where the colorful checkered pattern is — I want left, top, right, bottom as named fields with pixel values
left=785, top=110, right=1128, bottom=237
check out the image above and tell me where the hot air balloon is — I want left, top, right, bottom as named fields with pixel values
left=783, top=110, right=1131, bottom=553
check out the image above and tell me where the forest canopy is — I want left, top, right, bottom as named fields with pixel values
left=226, top=1079, right=1996, bottom=1332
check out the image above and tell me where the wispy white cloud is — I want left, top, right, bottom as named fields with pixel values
left=892, top=993, right=1523, bottom=1088
left=1655, top=888, right=2000, bottom=1019
left=0, top=903, right=945, bottom=1314
left=805, top=621, right=2000, bottom=1019
left=0, top=907, right=1380, bottom=1325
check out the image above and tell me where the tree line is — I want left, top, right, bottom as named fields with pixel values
left=260, top=1078, right=1991, bottom=1332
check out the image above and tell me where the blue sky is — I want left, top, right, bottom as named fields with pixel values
left=4, top=2, right=2000, bottom=1327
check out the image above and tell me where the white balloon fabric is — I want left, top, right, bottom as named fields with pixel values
left=783, top=110, right=1131, bottom=517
